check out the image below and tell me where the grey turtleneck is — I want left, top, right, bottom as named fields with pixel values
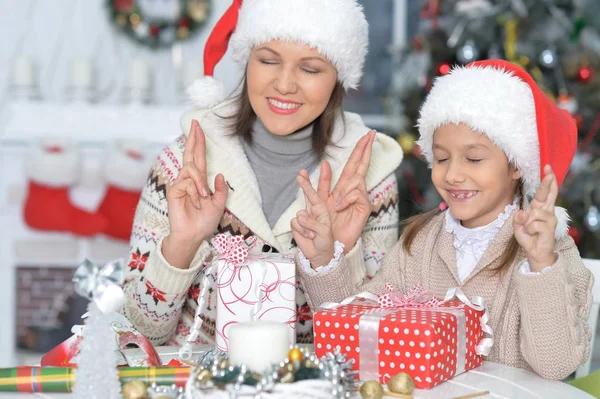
left=242, top=120, right=320, bottom=228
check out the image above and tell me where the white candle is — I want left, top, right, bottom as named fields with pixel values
left=71, top=58, right=95, bottom=89
left=228, top=321, right=290, bottom=372
left=12, top=55, right=35, bottom=87
left=129, top=59, right=152, bottom=90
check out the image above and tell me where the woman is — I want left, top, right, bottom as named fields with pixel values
left=120, top=0, right=403, bottom=345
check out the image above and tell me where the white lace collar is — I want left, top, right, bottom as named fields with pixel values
left=445, top=199, right=518, bottom=255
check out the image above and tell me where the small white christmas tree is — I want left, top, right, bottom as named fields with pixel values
left=72, top=260, right=125, bottom=399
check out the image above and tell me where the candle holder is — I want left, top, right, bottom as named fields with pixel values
left=122, top=59, right=153, bottom=105
left=65, top=58, right=97, bottom=103
left=9, top=55, right=42, bottom=101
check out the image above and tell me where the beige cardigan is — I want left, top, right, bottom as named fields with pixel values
left=298, top=209, right=594, bottom=380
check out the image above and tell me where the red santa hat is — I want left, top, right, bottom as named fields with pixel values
left=187, top=0, right=369, bottom=109
left=417, top=59, right=578, bottom=238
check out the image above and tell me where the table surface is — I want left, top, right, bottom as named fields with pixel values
left=0, top=362, right=594, bottom=399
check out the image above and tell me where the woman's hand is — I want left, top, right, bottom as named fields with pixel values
left=162, top=120, right=228, bottom=269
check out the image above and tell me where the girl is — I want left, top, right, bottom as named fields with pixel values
left=119, top=0, right=403, bottom=346
left=292, top=59, right=594, bottom=380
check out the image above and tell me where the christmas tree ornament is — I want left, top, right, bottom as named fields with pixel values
left=122, top=380, right=149, bottom=399
left=539, top=48, right=559, bottom=68
left=23, top=141, right=107, bottom=237
left=577, top=65, right=594, bottom=83
left=397, top=133, right=417, bottom=155
left=584, top=206, right=599, bottom=232
left=557, top=93, right=579, bottom=114
left=71, top=259, right=125, bottom=399
left=359, top=381, right=384, bottom=399
left=457, top=39, right=480, bottom=64
left=387, top=372, right=415, bottom=395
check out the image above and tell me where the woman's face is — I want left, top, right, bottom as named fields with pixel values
left=246, top=40, right=338, bottom=135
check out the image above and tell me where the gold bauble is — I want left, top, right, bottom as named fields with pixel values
left=196, top=369, right=212, bottom=384
left=397, top=133, right=416, bottom=155
left=280, top=372, right=295, bottom=383
left=288, top=348, right=304, bottom=363
left=177, top=26, right=190, bottom=38
left=116, top=14, right=127, bottom=26
left=187, top=0, right=208, bottom=22
left=219, top=360, right=230, bottom=369
left=387, top=372, right=415, bottom=395
left=121, top=380, right=149, bottom=399
left=359, top=380, right=384, bottom=399
left=129, top=13, right=141, bottom=27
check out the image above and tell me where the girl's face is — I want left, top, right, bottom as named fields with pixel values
left=431, top=123, right=521, bottom=228
left=246, top=40, right=338, bottom=136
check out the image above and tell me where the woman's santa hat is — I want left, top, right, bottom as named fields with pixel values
left=417, top=59, right=578, bottom=238
left=187, top=0, right=369, bottom=109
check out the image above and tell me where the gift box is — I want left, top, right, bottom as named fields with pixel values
left=313, top=285, right=493, bottom=389
left=211, top=235, right=297, bottom=352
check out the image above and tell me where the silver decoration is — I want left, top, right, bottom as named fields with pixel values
left=539, top=48, right=559, bottom=68
left=456, top=39, right=480, bottom=64
left=585, top=206, right=600, bottom=232
left=147, top=383, right=185, bottom=399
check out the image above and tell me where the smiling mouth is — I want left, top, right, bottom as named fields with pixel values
left=267, top=98, right=302, bottom=110
left=448, top=190, right=478, bottom=200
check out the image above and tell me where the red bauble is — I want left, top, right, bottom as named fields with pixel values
left=577, top=65, right=594, bottom=83
left=178, top=17, right=191, bottom=28
left=113, top=0, right=133, bottom=12
left=568, top=226, right=582, bottom=245
left=150, top=25, right=161, bottom=37
left=438, top=63, right=451, bottom=75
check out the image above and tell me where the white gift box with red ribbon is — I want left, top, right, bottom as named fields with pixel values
left=180, top=234, right=297, bottom=358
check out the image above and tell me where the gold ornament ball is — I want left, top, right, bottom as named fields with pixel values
left=121, top=380, right=149, bottom=399
left=387, top=372, right=415, bottom=395
left=177, top=26, right=190, bottom=38
left=359, top=380, right=384, bottom=399
left=116, top=14, right=127, bottom=26
left=129, top=13, right=141, bottom=27
left=219, top=359, right=230, bottom=369
left=196, top=369, right=212, bottom=384
left=397, top=133, right=416, bottom=155
left=288, top=348, right=304, bottom=362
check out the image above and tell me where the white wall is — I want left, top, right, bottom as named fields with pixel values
left=0, top=0, right=241, bottom=107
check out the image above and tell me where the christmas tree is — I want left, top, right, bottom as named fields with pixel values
left=391, top=0, right=600, bottom=257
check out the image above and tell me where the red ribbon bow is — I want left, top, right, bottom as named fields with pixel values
left=377, top=284, right=441, bottom=309
left=211, top=234, right=257, bottom=264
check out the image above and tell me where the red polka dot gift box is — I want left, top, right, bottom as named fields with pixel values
left=313, top=285, right=493, bottom=389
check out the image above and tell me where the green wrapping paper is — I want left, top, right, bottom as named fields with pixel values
left=0, top=366, right=191, bottom=393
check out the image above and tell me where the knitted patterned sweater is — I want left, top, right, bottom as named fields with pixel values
left=119, top=99, right=403, bottom=346
left=298, top=208, right=594, bottom=380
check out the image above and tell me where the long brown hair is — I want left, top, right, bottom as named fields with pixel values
left=401, top=181, right=525, bottom=274
left=226, top=77, right=345, bottom=159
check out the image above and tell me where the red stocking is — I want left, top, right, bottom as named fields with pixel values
left=98, top=143, right=154, bottom=241
left=23, top=143, right=106, bottom=236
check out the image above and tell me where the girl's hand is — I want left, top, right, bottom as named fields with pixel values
left=163, top=120, right=228, bottom=269
left=513, top=165, right=559, bottom=272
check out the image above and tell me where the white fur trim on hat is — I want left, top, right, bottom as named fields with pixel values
left=104, top=143, right=154, bottom=191
left=554, top=206, right=570, bottom=239
left=25, top=141, right=80, bottom=187
left=187, top=76, right=227, bottom=109
left=417, top=65, right=540, bottom=198
left=229, top=0, right=368, bottom=90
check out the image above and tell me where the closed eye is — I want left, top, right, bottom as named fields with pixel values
left=467, top=158, right=482, bottom=163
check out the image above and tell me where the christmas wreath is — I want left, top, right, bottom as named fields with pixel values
left=108, top=0, right=211, bottom=49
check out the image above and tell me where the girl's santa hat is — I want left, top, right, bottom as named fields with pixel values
left=417, top=59, right=578, bottom=238
left=187, top=0, right=369, bottom=109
